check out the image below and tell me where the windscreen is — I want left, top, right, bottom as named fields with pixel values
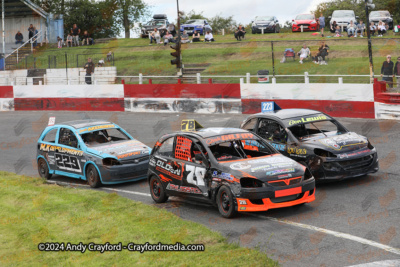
left=185, top=20, right=204, bottom=24
left=370, top=11, right=390, bottom=18
left=255, top=16, right=274, bottom=21
left=295, top=14, right=314, bottom=20
left=81, top=128, right=131, bottom=147
left=153, top=20, right=165, bottom=26
left=332, top=11, right=355, bottom=17
left=208, top=139, right=275, bottom=162
left=288, top=120, right=347, bottom=141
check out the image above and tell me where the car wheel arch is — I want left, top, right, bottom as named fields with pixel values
left=83, top=161, right=103, bottom=183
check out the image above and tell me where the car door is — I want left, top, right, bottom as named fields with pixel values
left=55, top=127, right=84, bottom=176
left=256, top=118, right=289, bottom=155
left=152, top=136, right=183, bottom=191
left=174, top=135, right=210, bottom=197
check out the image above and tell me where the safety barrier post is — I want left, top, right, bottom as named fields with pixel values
left=301, top=25, right=304, bottom=32
left=139, top=73, right=143, bottom=84
left=149, top=79, right=152, bottom=84
left=246, top=73, right=251, bottom=84
left=197, top=73, right=201, bottom=84
left=121, top=79, right=125, bottom=84
left=304, top=72, right=309, bottom=83
left=338, top=77, right=343, bottom=84
left=272, top=77, right=276, bottom=84
left=208, top=78, right=212, bottom=84
left=178, top=79, right=181, bottom=84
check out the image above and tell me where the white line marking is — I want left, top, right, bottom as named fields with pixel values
left=346, top=259, right=400, bottom=267
left=263, top=216, right=400, bottom=256
left=46, top=180, right=89, bottom=187
left=102, top=187, right=151, bottom=197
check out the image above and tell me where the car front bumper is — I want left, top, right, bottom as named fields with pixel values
left=98, top=159, right=149, bottom=184
left=236, top=178, right=315, bottom=212
left=292, top=24, right=318, bottom=32
left=312, top=152, right=379, bottom=182
left=252, top=26, right=275, bottom=33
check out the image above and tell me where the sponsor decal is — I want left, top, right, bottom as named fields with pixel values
left=166, top=183, right=202, bottom=194
left=240, top=207, right=246, bottom=210
left=278, top=174, right=292, bottom=179
left=117, top=150, right=147, bottom=159
left=79, top=124, right=115, bottom=133
left=212, top=171, right=234, bottom=181
left=288, top=115, right=328, bottom=126
left=230, top=162, right=251, bottom=170
left=40, top=143, right=83, bottom=156
left=266, top=168, right=295, bottom=177
left=212, top=178, right=221, bottom=182
left=248, top=156, right=287, bottom=165
left=271, top=143, right=285, bottom=151
left=287, top=147, right=307, bottom=155
left=239, top=200, right=247, bottom=205
left=338, top=148, right=371, bottom=159
left=205, top=133, right=256, bottom=145
left=149, top=157, right=156, bottom=166
left=155, top=160, right=183, bottom=180
left=320, top=133, right=364, bottom=150
left=216, top=155, right=233, bottom=161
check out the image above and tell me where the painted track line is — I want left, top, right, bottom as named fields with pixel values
left=46, top=180, right=400, bottom=256
left=262, top=216, right=400, bottom=256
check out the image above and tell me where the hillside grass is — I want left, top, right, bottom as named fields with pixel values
left=28, top=32, right=400, bottom=84
left=0, top=171, right=277, bottom=266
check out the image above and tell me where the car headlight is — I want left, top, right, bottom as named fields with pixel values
left=103, top=158, right=121, bottom=166
left=311, top=20, right=316, bottom=24
left=314, top=148, right=337, bottom=158
left=240, top=178, right=264, bottom=188
left=303, top=168, right=313, bottom=180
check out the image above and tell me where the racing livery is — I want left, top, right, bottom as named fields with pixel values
left=240, top=109, right=379, bottom=181
left=37, top=120, right=151, bottom=187
left=148, top=127, right=315, bottom=218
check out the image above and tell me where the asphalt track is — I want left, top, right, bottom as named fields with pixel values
left=1, top=111, right=400, bottom=266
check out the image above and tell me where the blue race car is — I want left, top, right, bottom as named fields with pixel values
left=180, top=19, right=212, bottom=35
left=37, top=119, right=151, bottom=187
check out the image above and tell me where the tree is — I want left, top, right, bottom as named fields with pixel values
left=115, top=0, right=151, bottom=38
left=209, top=14, right=236, bottom=34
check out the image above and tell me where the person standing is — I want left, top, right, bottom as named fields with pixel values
left=32, top=27, right=38, bottom=47
left=28, top=24, right=34, bottom=40
left=393, top=56, right=400, bottom=88
left=381, top=55, right=394, bottom=88
left=71, top=24, right=81, bottom=46
left=84, top=58, right=95, bottom=84
left=318, top=14, right=325, bottom=37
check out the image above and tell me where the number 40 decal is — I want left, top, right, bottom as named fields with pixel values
left=185, top=165, right=206, bottom=186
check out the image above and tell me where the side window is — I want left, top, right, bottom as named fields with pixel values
left=157, top=137, right=174, bottom=158
left=242, top=118, right=257, bottom=132
left=58, top=128, right=79, bottom=148
left=43, top=128, right=58, bottom=143
left=258, top=119, right=287, bottom=143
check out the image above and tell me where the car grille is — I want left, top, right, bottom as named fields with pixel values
left=267, top=177, right=302, bottom=187
left=339, top=155, right=374, bottom=171
left=117, top=169, right=148, bottom=180
left=270, top=193, right=304, bottom=203
left=120, top=155, right=149, bottom=165
left=184, top=27, right=194, bottom=30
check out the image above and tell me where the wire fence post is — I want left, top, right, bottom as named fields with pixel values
left=65, top=53, right=68, bottom=84
left=196, top=73, right=201, bottom=84
left=271, top=41, right=275, bottom=78
left=246, top=73, right=250, bottom=84
left=76, top=54, right=79, bottom=68
left=139, top=73, right=143, bottom=84
left=112, top=52, right=115, bottom=66
left=304, top=72, right=309, bottom=83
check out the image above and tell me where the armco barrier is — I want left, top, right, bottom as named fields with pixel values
left=1, top=81, right=400, bottom=120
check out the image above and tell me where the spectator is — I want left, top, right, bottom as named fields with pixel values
left=204, top=31, right=215, bottom=42
left=378, top=21, right=387, bottom=37
left=234, top=25, right=246, bottom=41
left=107, top=51, right=112, bottom=62
left=330, top=21, right=338, bottom=33
left=335, top=25, right=342, bottom=37
left=15, top=31, right=24, bottom=45
left=369, top=22, right=376, bottom=36
left=163, top=31, right=174, bottom=46
left=381, top=55, right=394, bottom=88
left=57, top=36, right=63, bottom=48
left=298, top=44, right=310, bottom=64
left=181, top=30, right=190, bottom=44
left=32, top=27, right=38, bottom=47
left=84, top=57, right=95, bottom=84
left=71, top=24, right=81, bottom=46
left=394, top=56, right=400, bottom=88
left=192, top=30, right=201, bottom=42
left=355, top=20, right=365, bottom=37
left=82, top=31, right=90, bottom=45
left=66, top=34, right=73, bottom=47
left=167, top=23, right=176, bottom=36
left=28, top=24, right=34, bottom=40
left=318, top=14, right=325, bottom=37
left=149, top=28, right=161, bottom=45
left=314, top=42, right=329, bottom=65
left=98, top=58, right=105, bottom=67
left=347, top=21, right=356, bottom=37
left=204, top=21, right=212, bottom=33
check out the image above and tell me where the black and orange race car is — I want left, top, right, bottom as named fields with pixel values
left=148, top=121, right=315, bottom=218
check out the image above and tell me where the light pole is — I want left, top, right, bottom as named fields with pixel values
left=365, top=0, right=375, bottom=83
left=2, top=0, right=5, bottom=55
left=176, top=0, right=182, bottom=75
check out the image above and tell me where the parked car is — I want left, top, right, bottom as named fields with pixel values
left=180, top=19, right=212, bottom=35
left=240, top=109, right=379, bottom=182
left=37, top=120, right=151, bottom=187
left=369, top=11, right=393, bottom=30
left=148, top=124, right=315, bottom=218
left=292, top=14, right=318, bottom=32
left=329, top=10, right=358, bottom=32
left=251, top=16, right=280, bottom=33
left=141, top=14, right=169, bottom=38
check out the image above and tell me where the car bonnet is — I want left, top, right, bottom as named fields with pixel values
left=303, top=132, right=369, bottom=154
left=87, top=140, right=150, bottom=159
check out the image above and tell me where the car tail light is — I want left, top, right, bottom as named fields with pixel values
left=103, top=158, right=121, bottom=166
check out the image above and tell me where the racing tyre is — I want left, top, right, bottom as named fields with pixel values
left=38, top=158, right=52, bottom=179
left=86, top=165, right=101, bottom=188
left=216, top=185, right=236, bottom=218
left=150, top=176, right=168, bottom=203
